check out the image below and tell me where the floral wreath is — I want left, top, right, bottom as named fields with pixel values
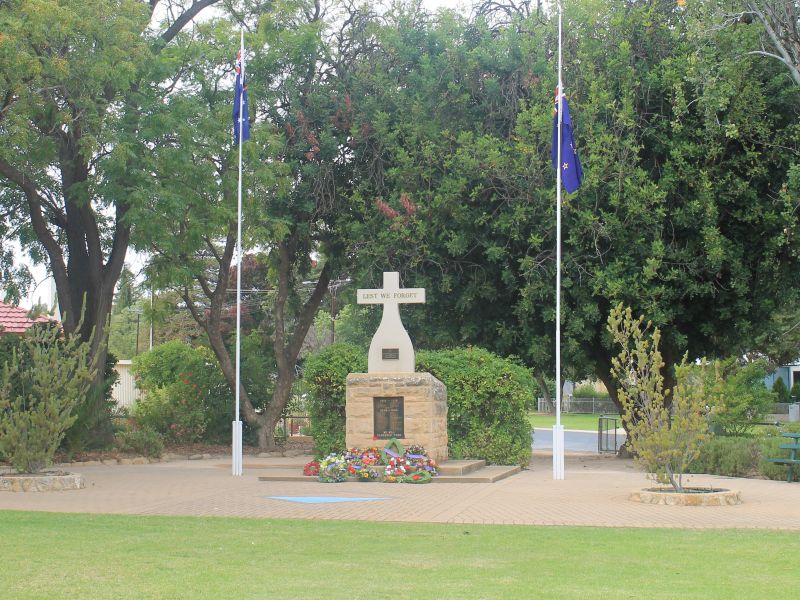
left=318, top=453, right=347, bottom=483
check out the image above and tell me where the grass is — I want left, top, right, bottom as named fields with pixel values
left=2, top=511, right=798, bottom=599
left=529, top=411, right=620, bottom=431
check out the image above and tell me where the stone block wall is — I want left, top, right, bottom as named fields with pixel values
left=346, top=372, right=448, bottom=462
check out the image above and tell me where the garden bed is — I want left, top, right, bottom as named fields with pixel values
left=0, top=471, right=84, bottom=492
left=629, top=487, right=742, bottom=506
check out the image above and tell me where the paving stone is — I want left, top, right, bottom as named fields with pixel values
left=1, top=452, right=798, bottom=529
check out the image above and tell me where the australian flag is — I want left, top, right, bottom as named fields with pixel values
left=233, top=51, right=250, bottom=145
left=552, top=88, right=583, bottom=193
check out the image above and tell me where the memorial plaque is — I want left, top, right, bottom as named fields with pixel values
left=382, top=348, right=400, bottom=360
left=373, top=396, right=404, bottom=439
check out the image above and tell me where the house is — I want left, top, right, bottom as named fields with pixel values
left=0, top=301, right=54, bottom=335
left=764, top=362, right=800, bottom=395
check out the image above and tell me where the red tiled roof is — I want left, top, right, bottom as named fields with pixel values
left=0, top=301, right=54, bottom=335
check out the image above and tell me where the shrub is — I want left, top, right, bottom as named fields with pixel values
left=62, top=349, right=119, bottom=452
left=573, top=382, right=609, bottom=399
left=772, top=377, right=790, bottom=404
left=791, top=382, right=800, bottom=403
left=132, top=342, right=233, bottom=444
left=608, top=305, right=710, bottom=492
left=417, top=347, right=533, bottom=467
left=115, top=428, right=164, bottom=458
left=0, top=324, right=96, bottom=473
left=758, top=435, right=790, bottom=480
left=134, top=383, right=208, bottom=443
left=687, top=436, right=760, bottom=477
left=707, top=358, right=774, bottom=435
left=304, top=343, right=367, bottom=458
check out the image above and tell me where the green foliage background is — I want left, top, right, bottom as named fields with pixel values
left=304, top=344, right=533, bottom=466
left=303, top=343, right=367, bottom=458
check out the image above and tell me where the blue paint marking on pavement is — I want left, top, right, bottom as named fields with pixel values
left=267, top=496, right=390, bottom=504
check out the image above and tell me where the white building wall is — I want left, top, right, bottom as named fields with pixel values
left=111, top=359, right=141, bottom=410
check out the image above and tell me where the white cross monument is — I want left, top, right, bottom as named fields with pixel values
left=357, top=272, right=425, bottom=373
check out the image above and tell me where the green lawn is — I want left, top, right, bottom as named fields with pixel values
left=2, top=511, right=797, bottom=599
left=529, top=411, right=620, bottom=431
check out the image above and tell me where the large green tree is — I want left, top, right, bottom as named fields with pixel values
left=139, top=1, right=376, bottom=448
left=346, top=0, right=800, bottom=413
left=0, top=0, right=221, bottom=444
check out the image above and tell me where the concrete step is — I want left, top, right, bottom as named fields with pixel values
left=216, top=462, right=308, bottom=470
left=436, top=459, right=486, bottom=476
left=258, top=468, right=313, bottom=482
left=256, top=463, right=522, bottom=484
left=433, top=465, right=521, bottom=483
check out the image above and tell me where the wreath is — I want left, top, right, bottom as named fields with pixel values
left=384, top=455, right=411, bottom=480
left=303, top=461, right=320, bottom=477
left=400, top=470, right=432, bottom=484
left=318, top=453, right=347, bottom=483
left=380, top=438, right=405, bottom=464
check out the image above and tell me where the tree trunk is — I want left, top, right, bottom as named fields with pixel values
left=204, top=327, right=269, bottom=447
left=0, top=0, right=220, bottom=449
left=535, top=373, right=552, bottom=413
left=181, top=225, right=332, bottom=451
left=592, top=343, right=635, bottom=457
left=593, top=334, right=680, bottom=459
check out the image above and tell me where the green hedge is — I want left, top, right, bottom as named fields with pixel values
left=417, top=348, right=533, bottom=467
left=687, top=436, right=760, bottom=477
left=303, top=344, right=533, bottom=466
left=688, top=424, right=800, bottom=481
left=303, top=343, right=367, bottom=458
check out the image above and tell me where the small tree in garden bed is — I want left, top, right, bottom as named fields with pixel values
left=608, top=305, right=709, bottom=492
left=0, top=324, right=97, bottom=473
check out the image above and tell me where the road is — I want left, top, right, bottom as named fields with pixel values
left=533, top=428, right=626, bottom=453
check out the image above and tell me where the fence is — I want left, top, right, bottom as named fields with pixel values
left=278, top=415, right=311, bottom=437
left=537, top=396, right=617, bottom=415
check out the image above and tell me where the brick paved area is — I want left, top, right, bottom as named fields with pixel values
left=2, top=452, right=799, bottom=529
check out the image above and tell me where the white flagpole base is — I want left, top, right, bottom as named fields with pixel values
left=232, top=420, right=243, bottom=476
left=552, top=424, right=565, bottom=480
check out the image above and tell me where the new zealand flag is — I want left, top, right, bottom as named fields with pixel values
left=551, top=89, right=583, bottom=193
left=233, top=51, right=250, bottom=145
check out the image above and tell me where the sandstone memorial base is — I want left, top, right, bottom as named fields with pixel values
left=346, top=372, right=448, bottom=462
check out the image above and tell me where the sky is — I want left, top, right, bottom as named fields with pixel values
left=13, top=0, right=475, bottom=309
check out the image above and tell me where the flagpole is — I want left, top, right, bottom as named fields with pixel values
left=233, top=28, right=244, bottom=477
left=553, top=0, right=565, bottom=481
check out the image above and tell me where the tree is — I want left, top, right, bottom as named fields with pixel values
left=140, top=1, right=377, bottom=449
left=608, top=305, right=709, bottom=492
left=707, top=358, right=774, bottom=435
left=346, top=0, right=800, bottom=426
left=773, top=376, right=790, bottom=402
left=0, top=0, right=222, bottom=445
left=704, top=1, right=800, bottom=86
left=113, top=267, right=141, bottom=315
